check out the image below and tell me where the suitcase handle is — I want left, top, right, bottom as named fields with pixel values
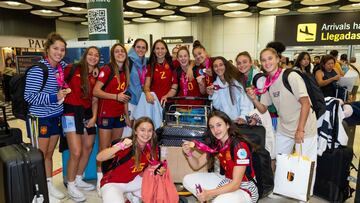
left=0, top=105, right=9, bottom=132
left=28, top=115, right=39, bottom=149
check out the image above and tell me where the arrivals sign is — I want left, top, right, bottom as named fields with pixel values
left=275, top=12, right=360, bottom=46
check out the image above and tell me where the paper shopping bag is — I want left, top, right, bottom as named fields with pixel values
left=273, top=153, right=315, bottom=201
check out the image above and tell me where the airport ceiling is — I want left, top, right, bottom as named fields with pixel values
left=0, top=0, right=359, bottom=24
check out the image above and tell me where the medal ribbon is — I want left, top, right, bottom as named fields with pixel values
left=255, top=68, right=282, bottom=95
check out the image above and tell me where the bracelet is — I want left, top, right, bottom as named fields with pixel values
left=114, top=142, right=125, bottom=150
left=171, top=87, right=177, bottom=91
left=297, top=130, right=305, bottom=133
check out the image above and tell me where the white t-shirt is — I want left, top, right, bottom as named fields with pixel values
left=260, top=71, right=317, bottom=138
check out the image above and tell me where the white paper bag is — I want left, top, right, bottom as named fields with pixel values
left=274, top=153, right=315, bottom=201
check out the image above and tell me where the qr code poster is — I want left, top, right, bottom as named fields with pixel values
left=88, top=8, right=108, bottom=34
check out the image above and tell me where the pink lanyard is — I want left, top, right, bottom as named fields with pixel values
left=180, top=71, right=189, bottom=96
left=137, top=66, right=147, bottom=86
left=192, top=139, right=230, bottom=154
left=255, top=68, right=282, bottom=95
left=46, top=58, right=68, bottom=89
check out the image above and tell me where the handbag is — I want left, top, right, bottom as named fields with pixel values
left=273, top=145, right=315, bottom=201
left=141, top=161, right=179, bottom=203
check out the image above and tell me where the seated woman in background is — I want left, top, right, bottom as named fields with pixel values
left=182, top=111, right=259, bottom=203
left=97, top=117, right=161, bottom=203
left=314, top=55, right=341, bottom=97
left=206, top=56, right=253, bottom=124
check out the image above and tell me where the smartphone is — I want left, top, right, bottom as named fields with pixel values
left=124, top=90, right=131, bottom=98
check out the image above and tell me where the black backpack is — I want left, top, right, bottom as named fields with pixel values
left=9, top=63, right=48, bottom=120
left=283, top=69, right=326, bottom=119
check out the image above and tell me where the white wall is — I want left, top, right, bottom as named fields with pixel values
left=56, top=15, right=276, bottom=60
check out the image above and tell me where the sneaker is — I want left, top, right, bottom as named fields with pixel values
left=68, top=184, right=86, bottom=202
left=47, top=183, right=65, bottom=200
left=75, top=178, right=95, bottom=191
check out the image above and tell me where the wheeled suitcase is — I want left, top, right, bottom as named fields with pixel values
left=314, top=146, right=353, bottom=202
left=0, top=105, right=22, bottom=147
left=0, top=143, right=49, bottom=203
left=0, top=116, right=49, bottom=203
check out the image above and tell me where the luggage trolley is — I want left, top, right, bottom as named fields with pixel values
left=157, top=97, right=212, bottom=202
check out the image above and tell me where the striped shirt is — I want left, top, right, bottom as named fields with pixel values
left=24, top=59, right=67, bottom=118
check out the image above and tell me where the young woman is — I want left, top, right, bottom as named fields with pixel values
left=314, top=55, right=341, bottom=97
left=62, top=46, right=100, bottom=201
left=236, top=51, right=264, bottom=89
left=182, top=111, right=258, bottom=203
left=24, top=32, right=70, bottom=200
left=143, top=39, right=178, bottom=105
left=128, top=39, right=148, bottom=124
left=93, top=43, right=131, bottom=193
left=97, top=117, right=161, bottom=203
left=236, top=51, right=276, bottom=161
left=207, top=56, right=253, bottom=124
left=246, top=48, right=317, bottom=194
left=294, top=52, right=312, bottom=74
left=192, top=40, right=213, bottom=88
left=175, top=46, right=207, bottom=124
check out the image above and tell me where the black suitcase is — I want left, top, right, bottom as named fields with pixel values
left=0, top=143, right=49, bottom=203
left=157, top=125, right=207, bottom=146
left=0, top=105, right=22, bottom=147
left=236, top=124, right=266, bottom=148
left=314, top=146, right=353, bottom=202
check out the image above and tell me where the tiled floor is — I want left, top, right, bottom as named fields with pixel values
left=8, top=119, right=358, bottom=203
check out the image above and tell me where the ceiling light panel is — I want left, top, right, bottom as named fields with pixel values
left=58, top=16, right=86, bottom=22
left=60, top=6, right=87, bottom=14
left=260, top=8, right=289, bottom=15
left=123, top=11, right=143, bottom=18
left=217, top=3, right=249, bottom=11
left=257, top=0, right=292, bottom=8
left=146, top=8, right=175, bottom=16
left=165, top=0, right=199, bottom=6
left=298, top=6, right=331, bottom=12
left=161, top=15, right=186, bottom=21
left=339, top=3, right=360, bottom=10
left=127, top=1, right=160, bottom=9
left=180, top=6, right=210, bottom=13
left=210, top=0, right=237, bottom=2
left=25, top=0, right=64, bottom=7
left=224, top=11, right=252, bottom=17
left=0, top=1, right=32, bottom=10
left=31, top=9, right=63, bottom=16
left=132, top=17, right=157, bottom=23
left=300, top=0, right=338, bottom=6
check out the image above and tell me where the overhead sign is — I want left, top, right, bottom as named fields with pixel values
left=162, top=36, right=194, bottom=44
left=275, top=12, right=360, bottom=46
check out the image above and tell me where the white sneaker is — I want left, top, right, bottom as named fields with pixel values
left=68, top=184, right=86, bottom=202
left=96, top=173, right=103, bottom=197
left=47, top=183, right=65, bottom=200
left=75, top=178, right=95, bottom=191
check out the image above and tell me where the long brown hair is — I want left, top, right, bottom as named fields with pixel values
left=77, top=46, right=100, bottom=98
left=235, top=51, right=253, bottom=88
left=110, top=43, right=130, bottom=87
left=132, top=117, right=158, bottom=167
left=212, top=56, right=242, bottom=105
left=206, top=111, right=257, bottom=169
left=148, top=39, right=174, bottom=79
